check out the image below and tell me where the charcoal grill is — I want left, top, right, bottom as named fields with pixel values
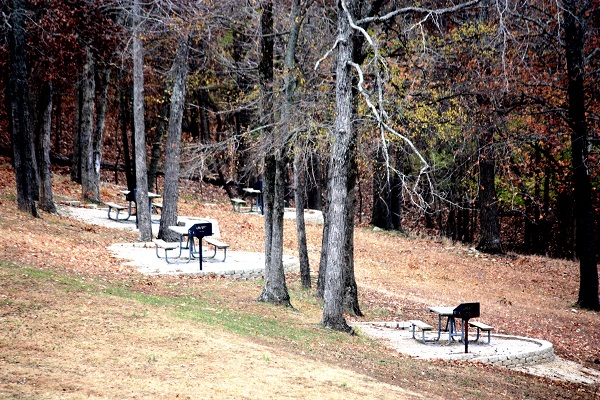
left=188, top=223, right=213, bottom=270
left=453, top=302, right=480, bottom=353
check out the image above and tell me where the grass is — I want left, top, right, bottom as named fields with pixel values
left=0, top=168, right=598, bottom=399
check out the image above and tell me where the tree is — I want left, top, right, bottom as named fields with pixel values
left=284, top=0, right=312, bottom=289
left=132, top=0, right=152, bottom=240
left=158, top=34, right=190, bottom=242
left=7, top=0, right=39, bottom=217
left=320, top=0, right=357, bottom=333
left=34, top=80, right=56, bottom=213
left=562, top=0, right=599, bottom=310
left=257, top=0, right=292, bottom=307
left=80, top=46, right=97, bottom=203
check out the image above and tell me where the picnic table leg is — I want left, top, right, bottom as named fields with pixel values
left=434, top=314, right=443, bottom=341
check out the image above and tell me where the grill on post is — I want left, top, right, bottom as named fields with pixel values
left=188, top=223, right=213, bottom=270
left=453, top=302, right=480, bottom=353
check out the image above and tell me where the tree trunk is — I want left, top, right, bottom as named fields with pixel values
left=283, top=0, right=311, bottom=289
left=158, top=36, right=189, bottom=242
left=372, top=141, right=393, bottom=230
left=257, top=0, right=291, bottom=307
left=118, top=69, right=135, bottom=190
left=476, top=134, right=503, bottom=254
left=91, top=67, right=110, bottom=202
left=8, top=0, right=38, bottom=217
left=35, top=80, right=56, bottom=213
left=71, top=77, right=82, bottom=184
left=80, top=46, right=97, bottom=203
left=343, top=148, right=361, bottom=316
left=563, top=0, right=599, bottom=310
left=294, top=150, right=311, bottom=289
left=321, top=0, right=356, bottom=333
left=147, top=82, right=171, bottom=192
left=132, top=0, right=152, bottom=240
left=316, top=179, right=330, bottom=299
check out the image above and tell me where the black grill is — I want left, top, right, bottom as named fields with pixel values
left=188, top=223, right=213, bottom=270
left=453, top=302, right=480, bottom=353
left=453, top=302, right=480, bottom=320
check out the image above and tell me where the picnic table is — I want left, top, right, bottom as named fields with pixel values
left=410, top=303, right=489, bottom=353
left=243, top=188, right=262, bottom=213
left=428, top=306, right=466, bottom=345
left=117, top=189, right=161, bottom=224
left=154, top=219, right=228, bottom=270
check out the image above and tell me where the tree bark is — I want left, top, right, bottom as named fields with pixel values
left=91, top=67, right=110, bottom=202
left=35, top=80, right=56, bottom=213
left=284, top=0, right=311, bottom=289
left=372, top=141, right=393, bottom=230
left=257, top=0, right=291, bottom=307
left=147, top=81, right=171, bottom=192
left=80, top=46, right=97, bottom=203
left=321, top=0, right=356, bottom=333
left=71, top=77, right=82, bottom=184
left=476, top=133, right=503, bottom=254
left=8, top=0, right=38, bottom=217
left=132, top=0, right=152, bottom=240
left=294, top=150, right=311, bottom=289
left=563, top=0, right=599, bottom=310
left=158, top=36, right=190, bottom=242
left=118, top=69, right=135, bottom=190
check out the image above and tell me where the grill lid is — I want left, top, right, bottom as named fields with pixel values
left=453, top=302, right=480, bottom=319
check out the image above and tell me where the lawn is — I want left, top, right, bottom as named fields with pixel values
left=0, top=162, right=598, bottom=399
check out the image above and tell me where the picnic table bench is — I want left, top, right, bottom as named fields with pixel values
left=468, top=321, right=494, bottom=344
left=106, top=201, right=129, bottom=221
left=204, top=237, right=229, bottom=261
left=153, top=239, right=182, bottom=262
left=409, top=319, right=435, bottom=343
left=230, top=198, right=246, bottom=212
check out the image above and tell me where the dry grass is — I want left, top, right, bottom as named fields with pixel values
left=0, top=161, right=599, bottom=399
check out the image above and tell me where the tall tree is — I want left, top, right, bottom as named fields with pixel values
left=257, top=0, right=292, bottom=307
left=8, top=0, right=39, bottom=217
left=321, top=0, right=357, bottom=333
left=80, top=46, right=97, bottom=203
left=562, top=0, right=599, bottom=310
left=35, top=81, right=56, bottom=213
left=158, top=35, right=190, bottom=242
left=283, top=0, right=312, bottom=289
left=132, top=0, right=152, bottom=240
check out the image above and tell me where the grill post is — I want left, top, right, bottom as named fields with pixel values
left=453, top=302, right=480, bottom=354
left=188, top=223, right=213, bottom=270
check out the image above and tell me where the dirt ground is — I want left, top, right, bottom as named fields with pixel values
left=1, top=162, right=599, bottom=399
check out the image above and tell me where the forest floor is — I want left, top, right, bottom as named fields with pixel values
left=1, top=160, right=599, bottom=399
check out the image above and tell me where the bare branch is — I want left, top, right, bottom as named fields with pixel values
left=356, top=0, right=480, bottom=25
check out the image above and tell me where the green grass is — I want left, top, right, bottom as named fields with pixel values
left=1, top=260, right=358, bottom=352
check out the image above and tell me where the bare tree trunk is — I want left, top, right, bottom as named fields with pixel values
left=71, top=78, right=82, bottom=184
left=118, top=69, right=135, bottom=190
left=294, top=150, right=311, bottom=289
left=321, top=0, right=356, bottom=333
left=147, top=82, right=171, bottom=192
left=35, top=80, right=56, bottom=213
left=80, top=46, right=97, bottom=203
left=91, top=67, right=110, bottom=202
left=372, top=141, right=393, bottom=230
left=8, top=0, right=38, bottom=217
left=563, top=0, right=599, bottom=310
left=316, top=181, right=330, bottom=299
left=257, top=0, right=291, bottom=307
left=283, top=0, right=311, bottom=289
left=159, top=36, right=189, bottom=242
left=343, top=140, right=361, bottom=316
left=476, top=132, right=503, bottom=254
left=132, top=0, right=152, bottom=240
